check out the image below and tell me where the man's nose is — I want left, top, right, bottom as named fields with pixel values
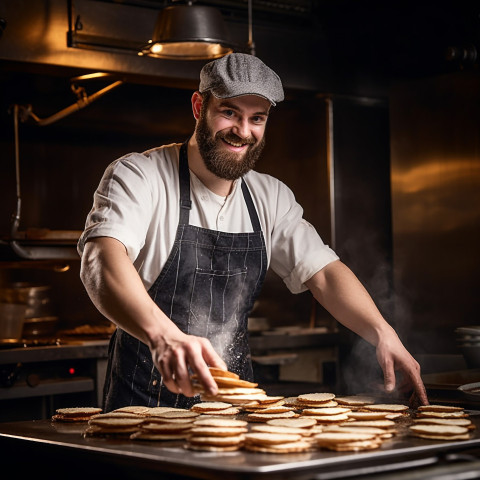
left=232, top=119, right=250, bottom=139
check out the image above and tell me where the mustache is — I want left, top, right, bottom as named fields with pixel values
left=217, top=131, right=256, bottom=146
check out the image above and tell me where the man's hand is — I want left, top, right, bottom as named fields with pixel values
left=376, top=332, right=429, bottom=406
left=305, top=261, right=429, bottom=407
left=150, top=330, right=227, bottom=398
left=81, top=237, right=228, bottom=398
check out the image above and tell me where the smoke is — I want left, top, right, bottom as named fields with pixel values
left=340, top=336, right=383, bottom=395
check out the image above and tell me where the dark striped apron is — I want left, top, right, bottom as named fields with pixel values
left=103, top=142, right=267, bottom=410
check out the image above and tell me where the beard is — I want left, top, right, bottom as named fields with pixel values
left=195, top=112, right=265, bottom=181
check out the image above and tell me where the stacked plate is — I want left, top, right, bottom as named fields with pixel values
left=455, top=326, right=480, bottom=368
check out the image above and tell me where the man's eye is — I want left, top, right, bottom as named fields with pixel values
left=223, top=110, right=234, bottom=117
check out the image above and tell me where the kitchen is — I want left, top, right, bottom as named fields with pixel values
left=0, top=0, right=479, bottom=478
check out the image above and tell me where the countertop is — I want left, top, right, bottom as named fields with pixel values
left=0, top=339, right=110, bottom=365
left=1, top=414, right=480, bottom=480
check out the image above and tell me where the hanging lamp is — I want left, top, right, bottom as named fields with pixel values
left=140, top=2, right=234, bottom=60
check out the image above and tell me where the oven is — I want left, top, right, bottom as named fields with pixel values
left=0, top=339, right=109, bottom=421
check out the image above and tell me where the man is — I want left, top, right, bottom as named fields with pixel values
left=78, top=53, right=428, bottom=411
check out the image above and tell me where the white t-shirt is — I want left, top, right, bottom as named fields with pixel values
left=78, top=143, right=339, bottom=294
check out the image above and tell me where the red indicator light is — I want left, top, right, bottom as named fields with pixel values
left=68, top=367, right=75, bottom=375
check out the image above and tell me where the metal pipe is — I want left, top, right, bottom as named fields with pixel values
left=25, top=80, right=123, bottom=126
left=11, top=105, right=21, bottom=239
left=326, top=97, right=336, bottom=250
left=247, top=0, right=255, bottom=56
left=8, top=74, right=123, bottom=260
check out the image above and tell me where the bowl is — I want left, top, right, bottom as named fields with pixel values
left=0, top=303, right=27, bottom=343
left=458, top=382, right=480, bottom=402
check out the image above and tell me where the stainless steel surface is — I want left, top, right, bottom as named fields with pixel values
left=390, top=72, right=480, bottom=353
left=0, top=416, right=479, bottom=480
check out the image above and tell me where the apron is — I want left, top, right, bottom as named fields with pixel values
left=103, top=141, right=268, bottom=410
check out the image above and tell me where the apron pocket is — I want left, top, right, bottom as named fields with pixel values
left=189, top=267, right=248, bottom=338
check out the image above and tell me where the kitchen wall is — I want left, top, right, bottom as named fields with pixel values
left=390, top=72, right=480, bottom=356
left=0, top=0, right=479, bottom=364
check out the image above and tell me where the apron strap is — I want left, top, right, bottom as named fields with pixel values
left=241, top=179, right=262, bottom=232
left=178, top=141, right=192, bottom=225
left=178, top=140, right=262, bottom=233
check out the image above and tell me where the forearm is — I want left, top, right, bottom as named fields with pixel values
left=80, top=237, right=177, bottom=349
left=80, top=237, right=225, bottom=397
left=305, top=259, right=395, bottom=346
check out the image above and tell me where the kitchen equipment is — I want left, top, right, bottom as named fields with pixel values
left=0, top=283, right=58, bottom=338
left=0, top=303, right=26, bottom=343
left=0, top=282, right=53, bottom=318
left=458, top=382, right=480, bottom=402
left=22, top=315, right=59, bottom=338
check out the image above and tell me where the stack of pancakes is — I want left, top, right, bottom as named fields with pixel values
left=52, top=407, right=102, bottom=423
left=185, top=417, right=248, bottom=451
left=409, top=404, right=474, bottom=440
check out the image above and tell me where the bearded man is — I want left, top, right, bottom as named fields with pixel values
left=78, top=53, right=428, bottom=411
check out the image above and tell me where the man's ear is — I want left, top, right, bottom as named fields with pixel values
left=191, top=91, right=203, bottom=120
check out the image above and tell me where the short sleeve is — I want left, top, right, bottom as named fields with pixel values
left=77, top=153, right=154, bottom=261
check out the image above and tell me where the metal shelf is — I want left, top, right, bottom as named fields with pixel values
left=0, top=377, right=94, bottom=400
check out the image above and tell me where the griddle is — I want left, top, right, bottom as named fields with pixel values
left=0, top=414, right=479, bottom=480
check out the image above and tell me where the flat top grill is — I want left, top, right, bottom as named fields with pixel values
left=0, top=414, right=479, bottom=480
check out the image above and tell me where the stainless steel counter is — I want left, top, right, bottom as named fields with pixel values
left=0, top=415, right=479, bottom=480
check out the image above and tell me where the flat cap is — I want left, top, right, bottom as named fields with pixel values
left=199, top=53, right=284, bottom=106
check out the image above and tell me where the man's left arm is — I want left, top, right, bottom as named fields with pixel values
left=305, top=259, right=429, bottom=405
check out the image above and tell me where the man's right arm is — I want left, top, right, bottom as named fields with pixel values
left=80, top=236, right=225, bottom=396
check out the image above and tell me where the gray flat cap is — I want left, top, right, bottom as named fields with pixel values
left=199, top=53, right=284, bottom=106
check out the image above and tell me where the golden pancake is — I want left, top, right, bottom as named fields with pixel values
left=112, top=406, right=151, bottom=415
left=189, top=426, right=248, bottom=437
left=244, top=441, right=312, bottom=453
left=417, top=404, right=464, bottom=413
left=212, top=376, right=258, bottom=388
left=413, top=418, right=474, bottom=429
left=250, top=424, right=313, bottom=436
left=244, top=432, right=303, bottom=445
left=410, top=424, right=469, bottom=436
left=267, top=417, right=317, bottom=429
left=55, top=407, right=102, bottom=417
left=193, top=417, right=248, bottom=428
left=335, top=396, right=376, bottom=406
left=362, top=404, right=409, bottom=412
left=297, top=393, right=336, bottom=404
left=247, top=411, right=297, bottom=422
left=190, top=402, right=233, bottom=412
left=187, top=434, right=245, bottom=447
left=302, top=407, right=351, bottom=416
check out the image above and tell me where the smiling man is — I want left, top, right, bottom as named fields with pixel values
left=78, top=53, right=428, bottom=412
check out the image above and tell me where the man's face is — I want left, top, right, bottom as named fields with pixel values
left=195, top=93, right=270, bottom=180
